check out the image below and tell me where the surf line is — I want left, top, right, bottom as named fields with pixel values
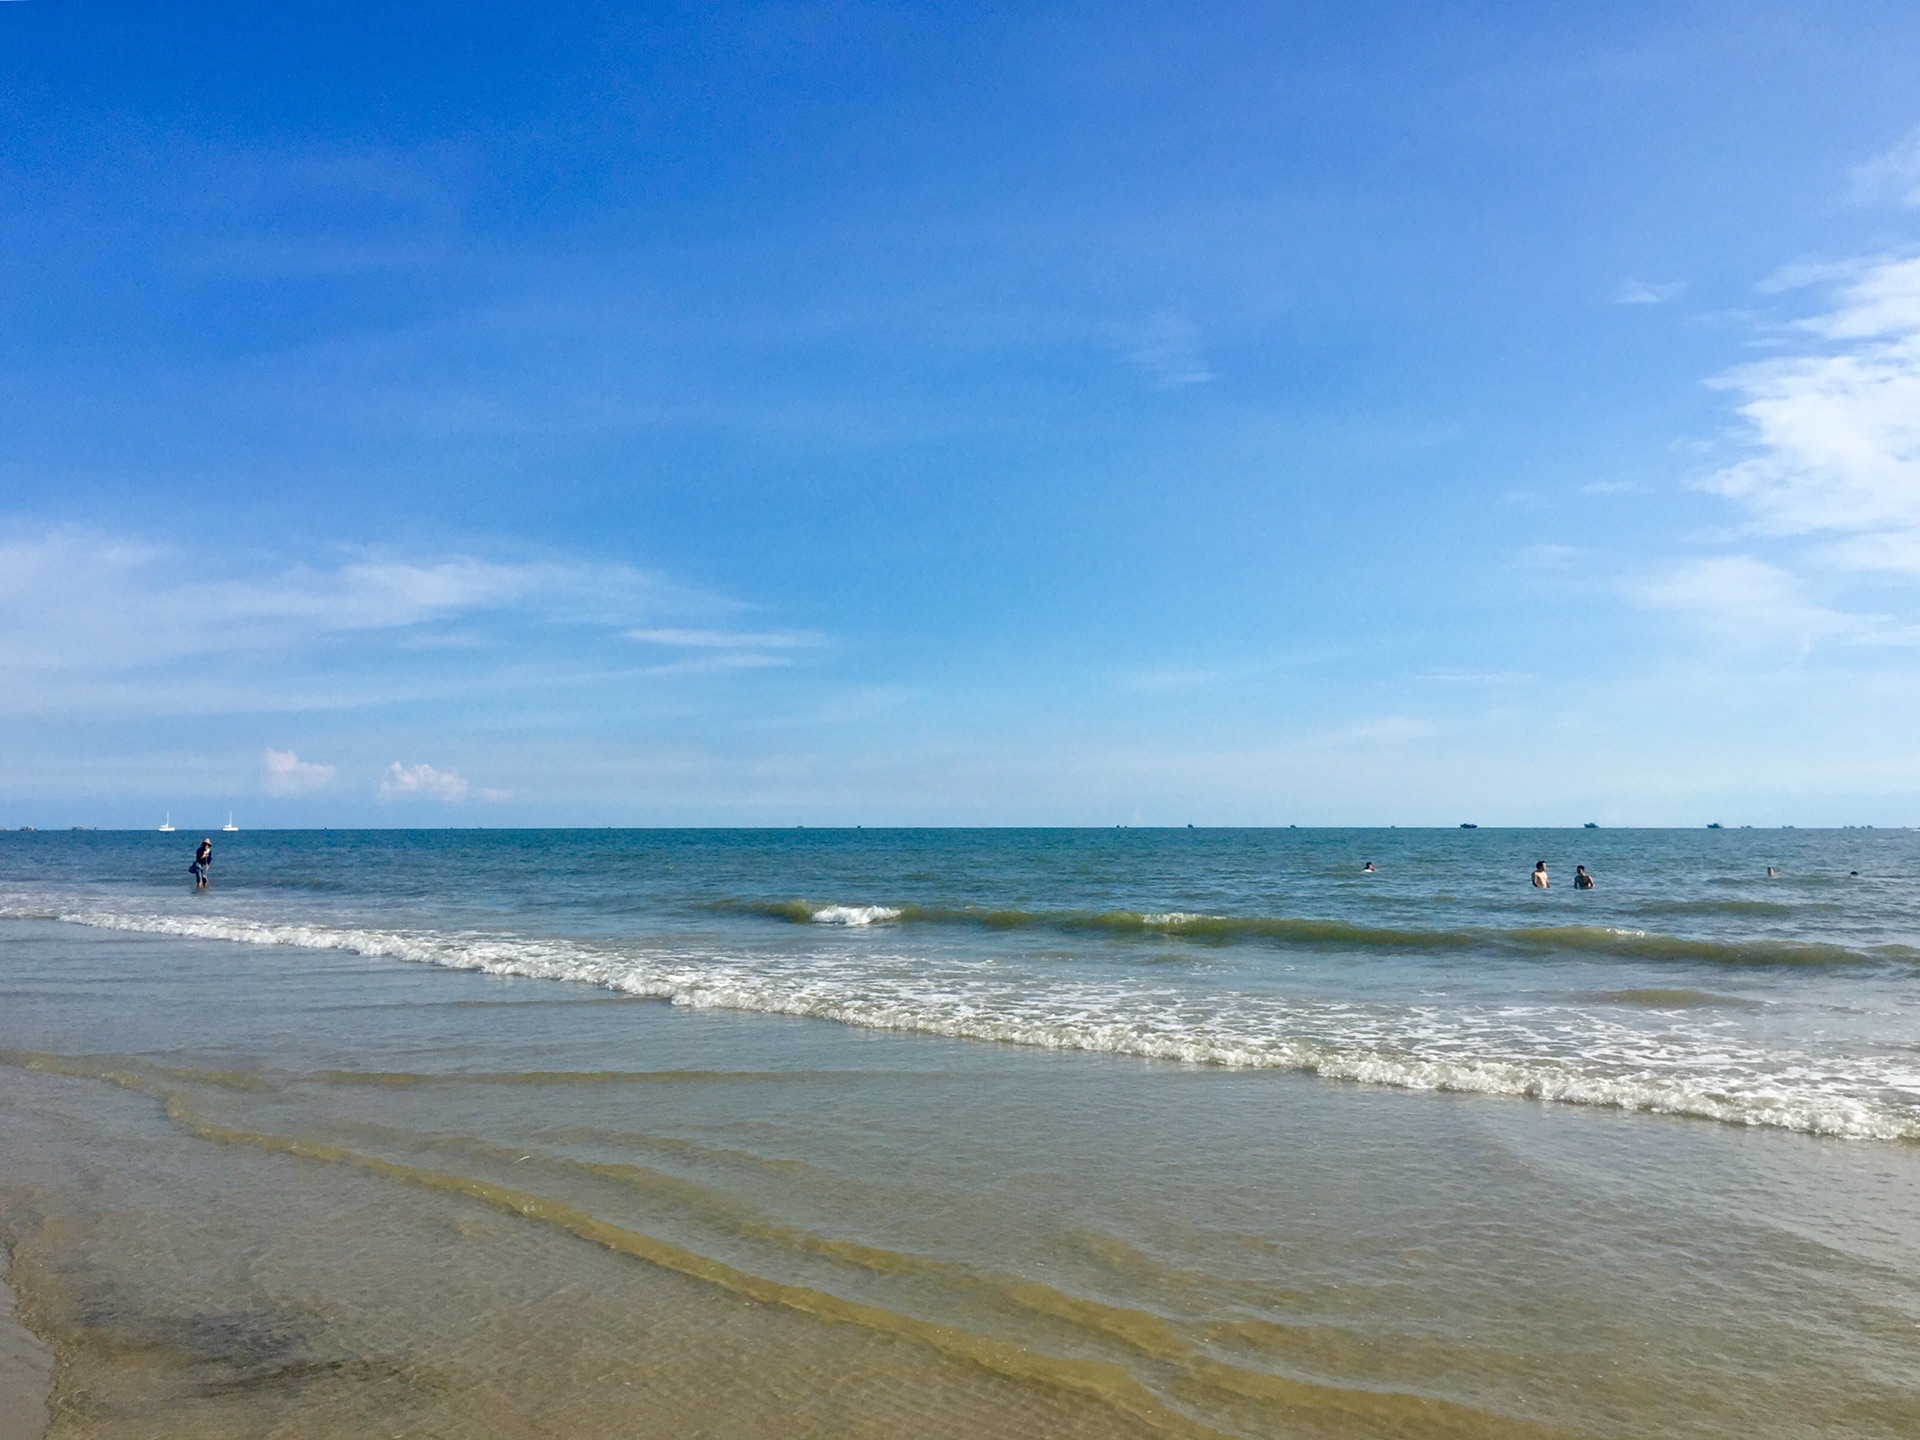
left=716, top=899, right=1889, bottom=966
left=1, top=1053, right=1548, bottom=1440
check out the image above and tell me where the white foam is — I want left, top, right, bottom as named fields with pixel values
left=810, top=905, right=902, bottom=926
left=6, top=893, right=1917, bottom=1143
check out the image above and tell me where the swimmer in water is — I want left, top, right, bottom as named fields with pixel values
left=1531, top=861, right=1549, bottom=889
left=1767, top=866, right=1777, bottom=878
left=1574, top=864, right=1594, bottom=889
left=1362, top=861, right=1376, bottom=873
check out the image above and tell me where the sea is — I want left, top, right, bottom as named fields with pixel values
left=1, top=827, right=1916, bottom=1437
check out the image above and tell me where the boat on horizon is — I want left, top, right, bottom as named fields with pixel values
left=222, top=813, right=239, bottom=832
left=158, top=813, right=175, bottom=832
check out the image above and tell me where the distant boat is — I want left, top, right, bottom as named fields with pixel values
left=158, top=813, right=175, bottom=832
left=222, top=813, right=239, bottom=833
left=1707, top=822, right=1723, bottom=829
left=1584, top=821, right=1599, bottom=829
left=1458, top=822, right=1478, bottom=829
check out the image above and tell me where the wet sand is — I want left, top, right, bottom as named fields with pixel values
left=0, top=1249, right=52, bottom=1440
left=2, top=920, right=1917, bottom=1438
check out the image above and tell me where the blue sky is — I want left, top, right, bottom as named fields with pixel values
left=4, top=1, right=1920, bottom=826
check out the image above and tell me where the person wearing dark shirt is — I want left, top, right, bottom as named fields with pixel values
left=190, top=837, right=212, bottom=890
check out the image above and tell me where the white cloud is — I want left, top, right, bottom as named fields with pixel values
left=1821, top=529, right=1920, bottom=574
left=1849, top=128, right=1920, bottom=209
left=0, top=541, right=520, bottom=672
left=1755, top=257, right=1864, bottom=295
left=1119, top=665, right=1223, bottom=692
left=1614, top=279, right=1685, bottom=305
left=1700, top=253, right=1920, bottom=570
left=378, top=761, right=469, bottom=802
left=1627, top=556, right=1876, bottom=642
left=262, top=747, right=336, bottom=794
left=477, top=787, right=514, bottom=803
left=1795, top=253, right=1920, bottom=341
left=0, top=534, right=718, bottom=673
left=627, top=628, right=822, bottom=649
left=1417, top=668, right=1531, bottom=685
left=1514, top=543, right=1578, bottom=569
left=1633, top=248, right=1920, bottom=653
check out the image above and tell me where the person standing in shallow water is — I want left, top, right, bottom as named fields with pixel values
left=190, top=837, right=212, bottom=890
left=1574, top=865, right=1594, bottom=890
left=1531, top=861, right=1549, bottom=888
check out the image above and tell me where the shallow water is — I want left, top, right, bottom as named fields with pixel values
left=1, top=829, right=1917, bottom=1436
left=5, top=827, right=1919, bottom=1137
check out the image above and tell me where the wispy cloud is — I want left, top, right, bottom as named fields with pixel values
left=0, top=528, right=789, bottom=722
left=262, top=747, right=336, bottom=794
left=1626, top=555, right=1886, bottom=643
left=1124, top=311, right=1215, bottom=389
left=1849, top=128, right=1920, bottom=209
left=1417, top=668, right=1531, bottom=686
left=1514, top=542, right=1578, bottom=569
left=1118, top=665, right=1224, bottom=692
left=379, top=761, right=468, bottom=802
left=627, top=627, right=823, bottom=649
left=1700, top=253, right=1920, bottom=567
left=1614, top=279, right=1686, bottom=305
left=1630, top=241, right=1920, bottom=652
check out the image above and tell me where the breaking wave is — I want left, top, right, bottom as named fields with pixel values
left=5, top=894, right=1917, bottom=1142
left=714, top=898, right=1911, bottom=967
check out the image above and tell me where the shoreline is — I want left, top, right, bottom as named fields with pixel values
left=0, top=1246, right=52, bottom=1440
left=1, top=922, right=1917, bottom=1436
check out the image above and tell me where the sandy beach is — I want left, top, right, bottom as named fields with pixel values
left=3, top=875, right=1917, bottom=1438
left=0, top=1249, right=52, bottom=1440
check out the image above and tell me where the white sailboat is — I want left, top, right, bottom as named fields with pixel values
left=222, top=813, right=239, bottom=832
left=158, top=813, right=175, bottom=832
